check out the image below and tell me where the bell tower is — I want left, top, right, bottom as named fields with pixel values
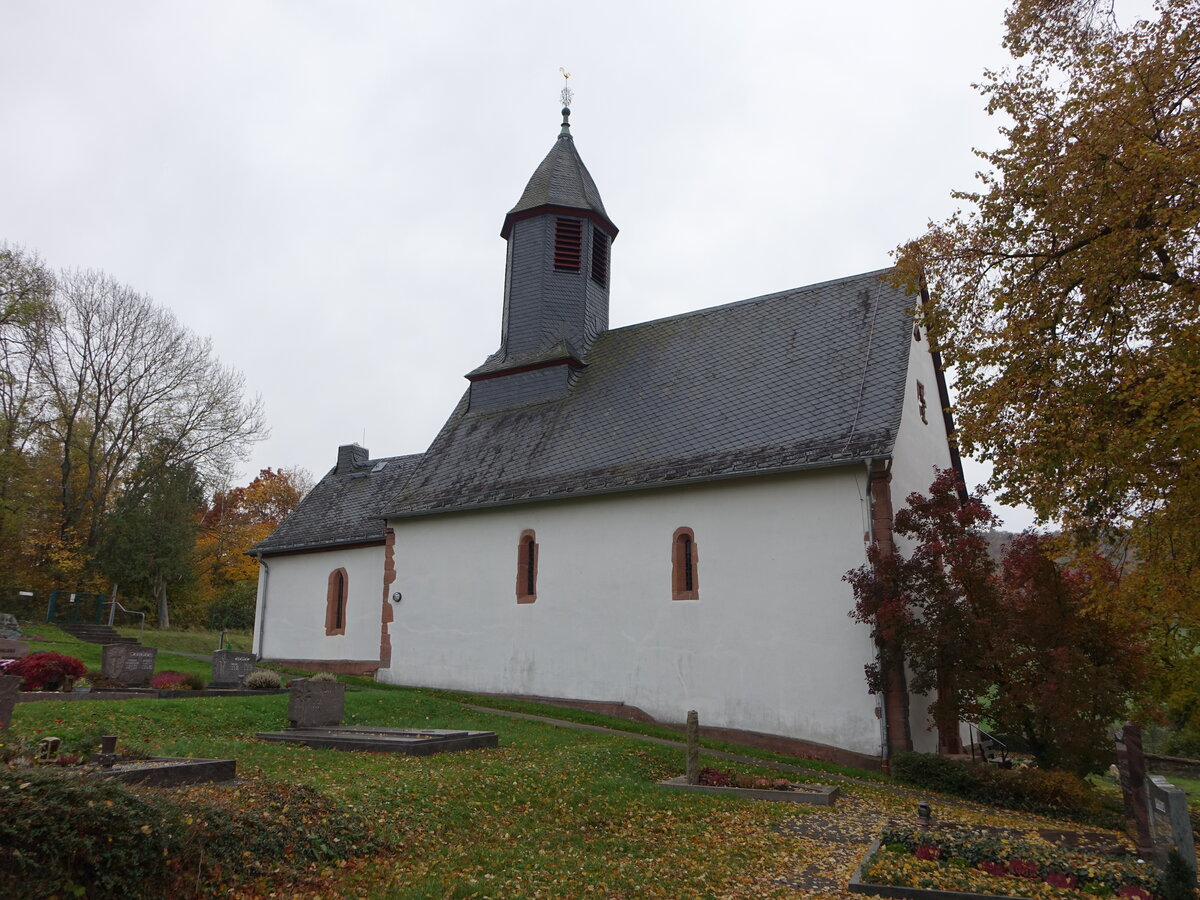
left=467, top=92, right=618, bottom=412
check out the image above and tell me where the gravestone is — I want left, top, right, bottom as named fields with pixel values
left=210, top=650, right=256, bottom=688
left=101, top=643, right=158, bottom=686
left=1115, top=721, right=1154, bottom=856
left=1148, top=775, right=1197, bottom=878
left=287, top=680, right=346, bottom=728
left=0, top=674, right=20, bottom=729
left=0, top=639, right=28, bottom=659
left=0, top=613, right=20, bottom=639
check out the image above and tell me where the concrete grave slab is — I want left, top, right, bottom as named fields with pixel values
left=104, top=757, right=237, bottom=787
left=255, top=726, right=499, bottom=756
left=657, top=775, right=839, bottom=805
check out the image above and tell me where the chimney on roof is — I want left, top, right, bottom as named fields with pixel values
left=336, top=443, right=369, bottom=474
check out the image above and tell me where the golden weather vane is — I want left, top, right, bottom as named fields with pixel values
left=559, top=67, right=573, bottom=108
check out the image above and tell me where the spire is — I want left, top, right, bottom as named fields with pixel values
left=500, top=77, right=617, bottom=240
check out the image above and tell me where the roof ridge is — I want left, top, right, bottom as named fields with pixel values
left=603, top=267, right=896, bottom=336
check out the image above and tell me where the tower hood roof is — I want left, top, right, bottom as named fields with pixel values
left=501, top=109, right=617, bottom=238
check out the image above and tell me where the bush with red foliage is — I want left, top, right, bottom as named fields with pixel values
left=5, top=652, right=86, bottom=691
left=149, top=671, right=187, bottom=689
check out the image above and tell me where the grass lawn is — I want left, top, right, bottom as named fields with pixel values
left=17, top=625, right=219, bottom=683
left=112, top=625, right=253, bottom=654
left=2, top=683, right=1160, bottom=899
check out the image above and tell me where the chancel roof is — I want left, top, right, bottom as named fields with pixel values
left=253, top=453, right=422, bottom=555
left=388, top=269, right=914, bottom=517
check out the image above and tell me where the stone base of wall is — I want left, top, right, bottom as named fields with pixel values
left=264, top=658, right=378, bottom=676
left=467, top=690, right=881, bottom=771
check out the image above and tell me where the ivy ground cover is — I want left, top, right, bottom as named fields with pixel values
left=862, top=823, right=1163, bottom=900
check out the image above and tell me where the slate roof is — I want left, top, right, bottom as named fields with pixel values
left=252, top=453, right=423, bottom=555
left=502, top=112, right=616, bottom=236
left=387, top=268, right=914, bottom=517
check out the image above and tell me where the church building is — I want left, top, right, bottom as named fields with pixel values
left=251, top=103, right=959, bottom=766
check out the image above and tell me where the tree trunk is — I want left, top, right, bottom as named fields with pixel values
left=154, top=573, right=170, bottom=629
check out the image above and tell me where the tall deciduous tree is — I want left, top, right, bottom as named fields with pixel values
left=196, top=467, right=309, bottom=597
left=32, top=268, right=267, bottom=558
left=894, top=0, right=1199, bottom=530
left=0, top=245, right=54, bottom=575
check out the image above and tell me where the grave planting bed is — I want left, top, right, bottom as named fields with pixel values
left=255, top=725, right=499, bottom=755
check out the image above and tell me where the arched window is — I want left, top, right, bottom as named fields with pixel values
left=325, top=568, right=348, bottom=635
left=516, top=529, right=538, bottom=603
left=671, top=527, right=699, bottom=601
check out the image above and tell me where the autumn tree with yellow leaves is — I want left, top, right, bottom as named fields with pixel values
left=894, top=0, right=1199, bottom=742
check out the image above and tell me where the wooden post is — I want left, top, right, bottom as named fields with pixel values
left=686, top=710, right=700, bottom=784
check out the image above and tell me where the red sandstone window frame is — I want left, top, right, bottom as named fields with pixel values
left=516, top=529, right=538, bottom=603
left=671, top=527, right=699, bottom=601
left=325, top=567, right=348, bottom=635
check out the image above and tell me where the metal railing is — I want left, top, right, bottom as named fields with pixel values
left=106, top=600, right=145, bottom=638
left=965, top=721, right=1010, bottom=766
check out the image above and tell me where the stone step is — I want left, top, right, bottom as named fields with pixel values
left=56, top=624, right=140, bottom=645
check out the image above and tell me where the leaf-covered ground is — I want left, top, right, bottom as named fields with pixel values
left=2, top=683, right=1149, bottom=899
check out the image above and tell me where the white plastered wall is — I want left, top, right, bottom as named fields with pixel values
left=379, top=469, right=886, bottom=757
left=252, top=544, right=383, bottom=663
left=888, top=324, right=959, bottom=752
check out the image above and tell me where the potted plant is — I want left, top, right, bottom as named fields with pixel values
left=72, top=677, right=92, bottom=693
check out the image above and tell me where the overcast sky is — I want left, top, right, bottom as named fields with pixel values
left=5, top=1, right=1149, bottom=530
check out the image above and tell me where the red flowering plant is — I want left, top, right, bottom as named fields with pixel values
left=4, top=652, right=86, bottom=691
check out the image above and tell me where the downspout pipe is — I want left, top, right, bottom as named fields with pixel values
left=865, top=457, right=889, bottom=774
left=252, top=551, right=270, bottom=660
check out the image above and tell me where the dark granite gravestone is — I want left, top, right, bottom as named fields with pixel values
left=0, top=638, right=28, bottom=659
left=210, top=650, right=256, bottom=688
left=0, top=674, right=19, bottom=729
left=101, top=644, right=158, bottom=686
left=1148, top=775, right=1197, bottom=877
left=1115, top=721, right=1154, bottom=857
left=288, top=680, right=346, bottom=728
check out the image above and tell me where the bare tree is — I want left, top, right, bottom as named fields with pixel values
left=32, top=269, right=267, bottom=563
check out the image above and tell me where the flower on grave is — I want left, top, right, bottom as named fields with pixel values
left=1009, top=858, right=1039, bottom=878
left=916, top=844, right=940, bottom=861
left=1044, top=871, right=1078, bottom=889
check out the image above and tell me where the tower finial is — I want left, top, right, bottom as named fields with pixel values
left=559, top=67, right=573, bottom=109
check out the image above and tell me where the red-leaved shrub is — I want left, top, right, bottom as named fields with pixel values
left=149, top=671, right=187, bottom=689
left=4, top=652, right=86, bottom=691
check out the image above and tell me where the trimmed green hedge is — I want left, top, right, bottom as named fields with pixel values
left=890, top=752, right=1122, bottom=828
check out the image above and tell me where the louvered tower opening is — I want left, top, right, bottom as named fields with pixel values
left=553, top=218, right=583, bottom=271
left=591, top=229, right=609, bottom=286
